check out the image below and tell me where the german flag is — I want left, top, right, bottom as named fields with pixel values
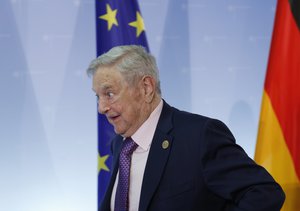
left=255, top=0, right=300, bottom=210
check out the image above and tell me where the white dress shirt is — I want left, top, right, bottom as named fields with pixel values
left=111, top=100, right=163, bottom=211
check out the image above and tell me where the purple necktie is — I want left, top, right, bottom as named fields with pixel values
left=115, top=138, right=138, bottom=211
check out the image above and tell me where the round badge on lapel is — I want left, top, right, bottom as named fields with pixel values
left=162, top=140, right=169, bottom=149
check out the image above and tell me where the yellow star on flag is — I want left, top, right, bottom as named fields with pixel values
left=129, top=11, right=145, bottom=37
left=99, top=4, right=118, bottom=31
left=98, top=152, right=110, bottom=173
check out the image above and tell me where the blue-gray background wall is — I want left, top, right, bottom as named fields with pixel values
left=0, top=0, right=276, bottom=210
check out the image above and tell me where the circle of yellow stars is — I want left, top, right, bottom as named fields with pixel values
left=99, top=3, right=146, bottom=37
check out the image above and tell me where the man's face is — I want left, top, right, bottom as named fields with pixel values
left=92, top=66, right=148, bottom=137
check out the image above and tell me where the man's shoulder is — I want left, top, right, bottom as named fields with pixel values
left=167, top=103, right=229, bottom=132
left=168, top=104, right=211, bottom=123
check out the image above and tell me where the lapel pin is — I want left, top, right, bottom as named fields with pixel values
left=162, top=140, right=169, bottom=149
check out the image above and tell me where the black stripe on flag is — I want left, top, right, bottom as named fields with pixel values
left=289, top=0, right=300, bottom=30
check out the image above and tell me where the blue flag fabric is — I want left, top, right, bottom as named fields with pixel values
left=95, top=0, right=149, bottom=207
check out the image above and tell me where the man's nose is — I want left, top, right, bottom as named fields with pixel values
left=98, top=99, right=110, bottom=114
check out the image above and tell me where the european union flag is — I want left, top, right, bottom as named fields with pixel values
left=95, top=0, right=149, bottom=207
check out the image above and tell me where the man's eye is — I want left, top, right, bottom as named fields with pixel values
left=96, top=95, right=99, bottom=101
left=107, top=92, right=114, bottom=98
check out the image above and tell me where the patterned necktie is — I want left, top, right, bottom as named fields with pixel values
left=114, top=137, right=138, bottom=211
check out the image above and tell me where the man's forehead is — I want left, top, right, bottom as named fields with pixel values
left=93, top=80, right=113, bottom=91
left=92, top=72, right=123, bottom=92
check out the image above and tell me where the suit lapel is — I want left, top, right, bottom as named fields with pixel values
left=138, top=101, right=174, bottom=211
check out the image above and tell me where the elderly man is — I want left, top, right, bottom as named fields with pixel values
left=87, top=45, right=285, bottom=211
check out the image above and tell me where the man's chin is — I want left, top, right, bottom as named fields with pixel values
left=114, top=129, right=133, bottom=138
left=113, top=127, right=124, bottom=136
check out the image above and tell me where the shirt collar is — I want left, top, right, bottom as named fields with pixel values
left=131, top=99, right=163, bottom=151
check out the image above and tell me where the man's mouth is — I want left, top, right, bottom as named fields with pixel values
left=108, top=114, right=120, bottom=122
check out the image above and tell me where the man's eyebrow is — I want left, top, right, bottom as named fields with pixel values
left=93, top=83, right=111, bottom=92
left=100, top=84, right=113, bottom=90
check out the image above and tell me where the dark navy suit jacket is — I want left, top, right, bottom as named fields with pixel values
left=99, top=101, right=285, bottom=211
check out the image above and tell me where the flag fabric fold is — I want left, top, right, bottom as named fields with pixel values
left=255, top=0, right=300, bottom=210
left=95, top=0, right=149, bottom=208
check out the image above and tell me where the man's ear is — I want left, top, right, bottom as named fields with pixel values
left=141, top=75, right=156, bottom=103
